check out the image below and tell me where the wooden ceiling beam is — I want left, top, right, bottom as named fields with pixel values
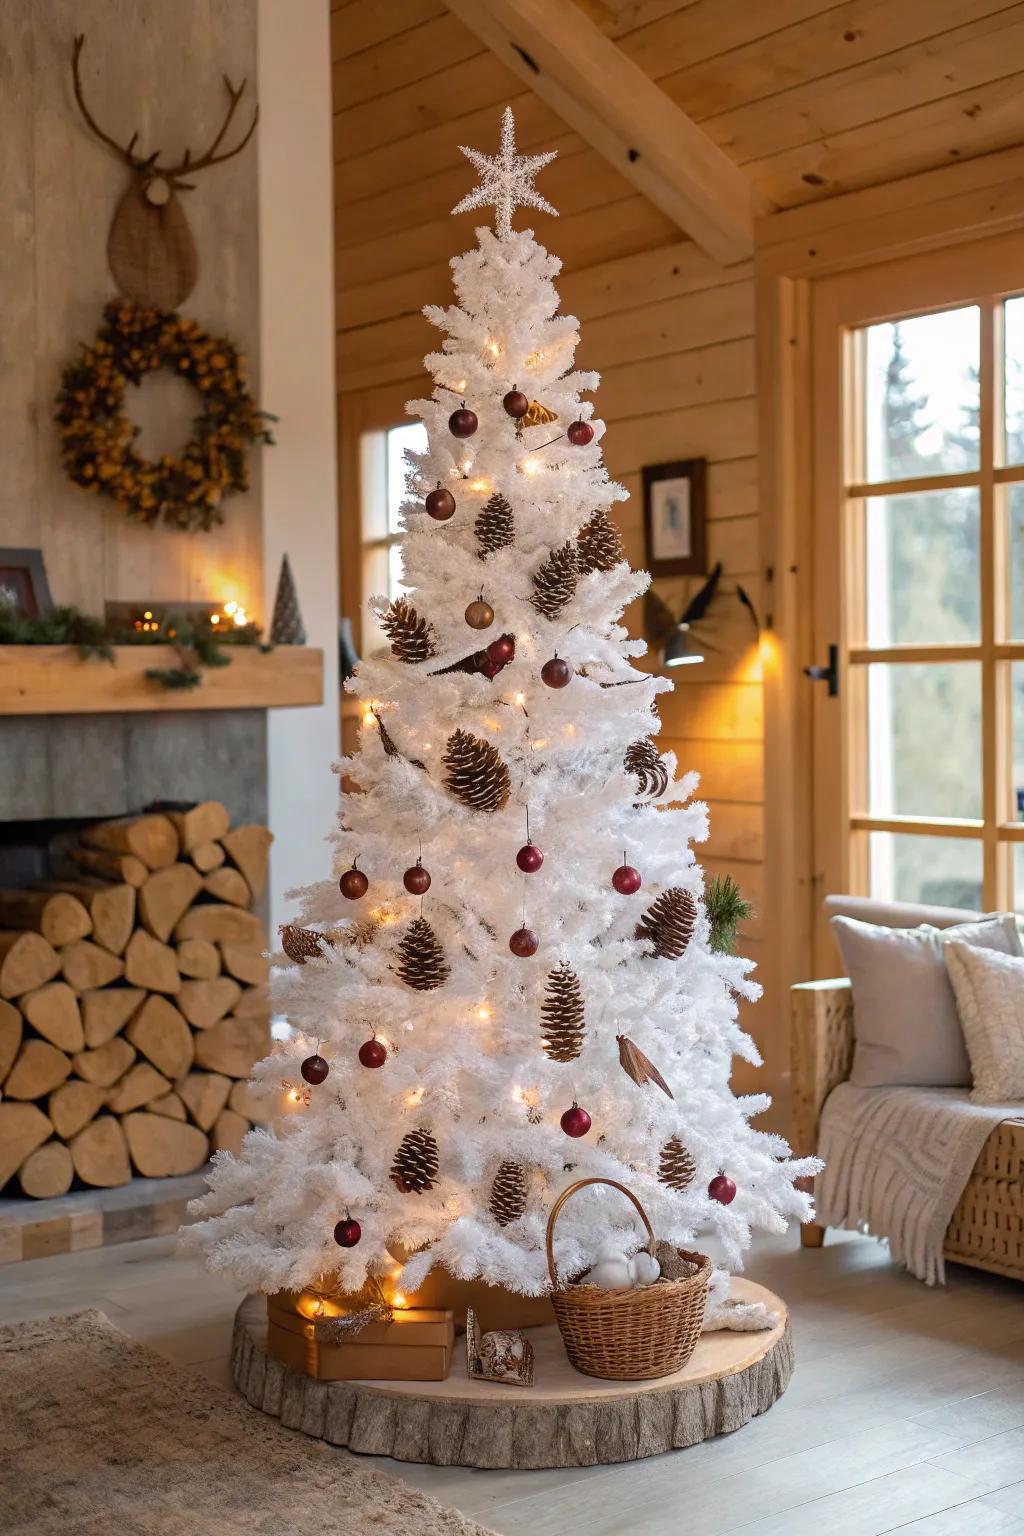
left=443, top=0, right=763, bottom=266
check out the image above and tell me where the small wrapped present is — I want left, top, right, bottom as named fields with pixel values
left=465, top=1306, right=535, bottom=1387
left=267, top=1289, right=454, bottom=1381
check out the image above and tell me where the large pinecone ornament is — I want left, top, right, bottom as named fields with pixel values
left=489, top=1159, right=528, bottom=1226
left=625, top=738, right=669, bottom=801
left=475, top=493, right=514, bottom=556
left=391, top=1127, right=439, bottom=1193
left=636, top=888, right=697, bottom=959
left=576, top=509, right=624, bottom=574
left=659, top=1135, right=697, bottom=1191
left=540, top=963, right=585, bottom=1061
left=443, top=729, right=511, bottom=812
left=531, top=543, right=578, bottom=619
left=381, top=597, right=436, bottom=663
left=395, top=917, right=450, bottom=990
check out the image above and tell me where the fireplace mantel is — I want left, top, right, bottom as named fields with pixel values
left=0, top=645, right=323, bottom=716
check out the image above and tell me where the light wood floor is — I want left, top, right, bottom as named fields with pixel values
left=2, top=1229, right=1023, bottom=1535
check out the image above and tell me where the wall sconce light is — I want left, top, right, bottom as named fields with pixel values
left=645, top=562, right=760, bottom=670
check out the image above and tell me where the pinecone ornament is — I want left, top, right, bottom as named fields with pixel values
left=576, top=509, right=624, bottom=574
left=659, top=1135, right=697, bottom=1191
left=489, top=1160, right=528, bottom=1226
left=636, top=888, right=698, bottom=959
left=391, top=1127, right=439, bottom=1194
left=475, top=493, right=514, bottom=556
left=395, top=916, right=450, bottom=990
left=279, top=924, right=327, bottom=964
left=625, top=738, right=669, bottom=801
left=540, top=963, right=585, bottom=1062
left=381, top=597, right=437, bottom=663
left=442, top=729, right=511, bottom=812
left=531, top=543, right=578, bottom=619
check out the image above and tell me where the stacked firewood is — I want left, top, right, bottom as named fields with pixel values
left=0, top=803, right=272, bottom=1198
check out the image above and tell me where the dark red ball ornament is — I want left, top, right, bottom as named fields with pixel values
left=509, top=926, right=539, bottom=957
left=339, top=864, right=369, bottom=900
left=708, top=1173, right=737, bottom=1206
left=333, top=1217, right=362, bottom=1247
left=503, top=388, right=530, bottom=420
left=358, top=1037, right=387, bottom=1069
left=567, top=420, right=594, bottom=447
left=487, top=633, right=515, bottom=666
left=300, top=1053, right=329, bottom=1085
left=449, top=404, right=478, bottom=438
left=516, top=842, right=544, bottom=873
left=612, top=862, right=642, bottom=895
left=425, top=485, right=456, bottom=521
left=541, top=656, right=573, bottom=689
left=403, top=860, right=431, bottom=895
left=560, top=1103, right=592, bottom=1138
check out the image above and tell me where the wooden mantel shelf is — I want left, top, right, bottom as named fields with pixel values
left=0, top=645, right=324, bottom=716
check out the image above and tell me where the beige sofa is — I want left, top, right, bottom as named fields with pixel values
left=791, top=895, right=1024, bottom=1283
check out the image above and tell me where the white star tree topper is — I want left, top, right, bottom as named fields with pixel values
left=452, top=105, right=558, bottom=239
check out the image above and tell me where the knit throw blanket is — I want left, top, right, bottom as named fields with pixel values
left=816, top=1083, right=1015, bottom=1285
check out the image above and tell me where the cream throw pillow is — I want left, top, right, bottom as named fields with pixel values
left=943, top=939, right=1024, bottom=1104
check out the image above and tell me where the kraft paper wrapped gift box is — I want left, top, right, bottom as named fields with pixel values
left=267, top=1292, right=455, bottom=1381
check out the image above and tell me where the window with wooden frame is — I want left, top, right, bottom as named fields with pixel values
left=817, top=241, right=1024, bottom=915
left=359, top=420, right=427, bottom=649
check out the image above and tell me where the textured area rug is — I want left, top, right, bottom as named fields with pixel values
left=0, top=1310, right=494, bottom=1535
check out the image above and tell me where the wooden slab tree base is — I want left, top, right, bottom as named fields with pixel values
left=231, top=1282, right=793, bottom=1470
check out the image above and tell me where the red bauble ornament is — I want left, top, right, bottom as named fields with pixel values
left=300, top=1053, right=329, bottom=1085
left=403, top=860, right=431, bottom=895
left=567, top=420, right=594, bottom=447
left=612, top=862, right=642, bottom=895
left=449, top=404, right=478, bottom=438
left=541, top=656, right=573, bottom=689
left=425, top=485, right=456, bottom=521
left=478, top=653, right=503, bottom=679
left=509, top=926, right=539, bottom=957
left=333, top=1217, right=362, bottom=1247
left=358, top=1037, right=387, bottom=1069
left=487, top=633, right=515, bottom=665
left=516, top=842, right=544, bottom=873
left=708, top=1173, right=737, bottom=1206
left=560, top=1103, right=592, bottom=1138
left=339, top=864, right=369, bottom=900
left=503, top=388, right=529, bottom=420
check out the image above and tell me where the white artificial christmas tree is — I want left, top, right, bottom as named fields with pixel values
left=188, top=109, right=819, bottom=1304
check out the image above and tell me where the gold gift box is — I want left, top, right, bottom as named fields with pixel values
left=267, top=1292, right=454, bottom=1381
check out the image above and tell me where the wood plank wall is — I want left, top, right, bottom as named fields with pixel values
left=331, top=0, right=766, bottom=1087
left=0, top=0, right=261, bottom=618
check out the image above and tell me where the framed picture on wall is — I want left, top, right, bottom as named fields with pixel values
left=642, top=459, right=707, bottom=577
left=0, top=549, right=53, bottom=618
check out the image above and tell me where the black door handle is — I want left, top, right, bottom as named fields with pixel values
left=804, top=644, right=839, bottom=697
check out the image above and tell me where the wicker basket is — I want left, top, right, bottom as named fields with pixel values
left=546, top=1176, right=711, bottom=1381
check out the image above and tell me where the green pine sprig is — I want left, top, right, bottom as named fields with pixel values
left=705, top=874, right=753, bottom=955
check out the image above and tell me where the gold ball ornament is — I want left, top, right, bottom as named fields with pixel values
left=465, top=597, right=495, bottom=630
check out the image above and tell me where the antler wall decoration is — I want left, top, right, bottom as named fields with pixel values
left=71, top=33, right=258, bottom=312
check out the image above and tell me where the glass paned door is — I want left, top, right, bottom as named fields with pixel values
left=810, top=231, right=1024, bottom=963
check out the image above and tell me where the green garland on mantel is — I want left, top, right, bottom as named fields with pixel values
left=0, top=601, right=266, bottom=691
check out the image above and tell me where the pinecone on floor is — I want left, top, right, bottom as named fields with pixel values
left=625, top=738, right=669, bottom=801
left=531, top=543, right=578, bottom=619
left=279, top=924, right=327, bottom=965
left=380, top=597, right=437, bottom=663
left=475, top=493, right=515, bottom=556
left=489, top=1159, right=528, bottom=1226
left=442, top=729, right=511, bottom=812
left=394, top=916, right=450, bottom=990
left=576, top=509, right=624, bottom=574
left=636, top=888, right=698, bottom=959
left=659, top=1135, right=697, bottom=1191
left=540, top=962, right=585, bottom=1061
left=391, top=1127, right=439, bottom=1194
